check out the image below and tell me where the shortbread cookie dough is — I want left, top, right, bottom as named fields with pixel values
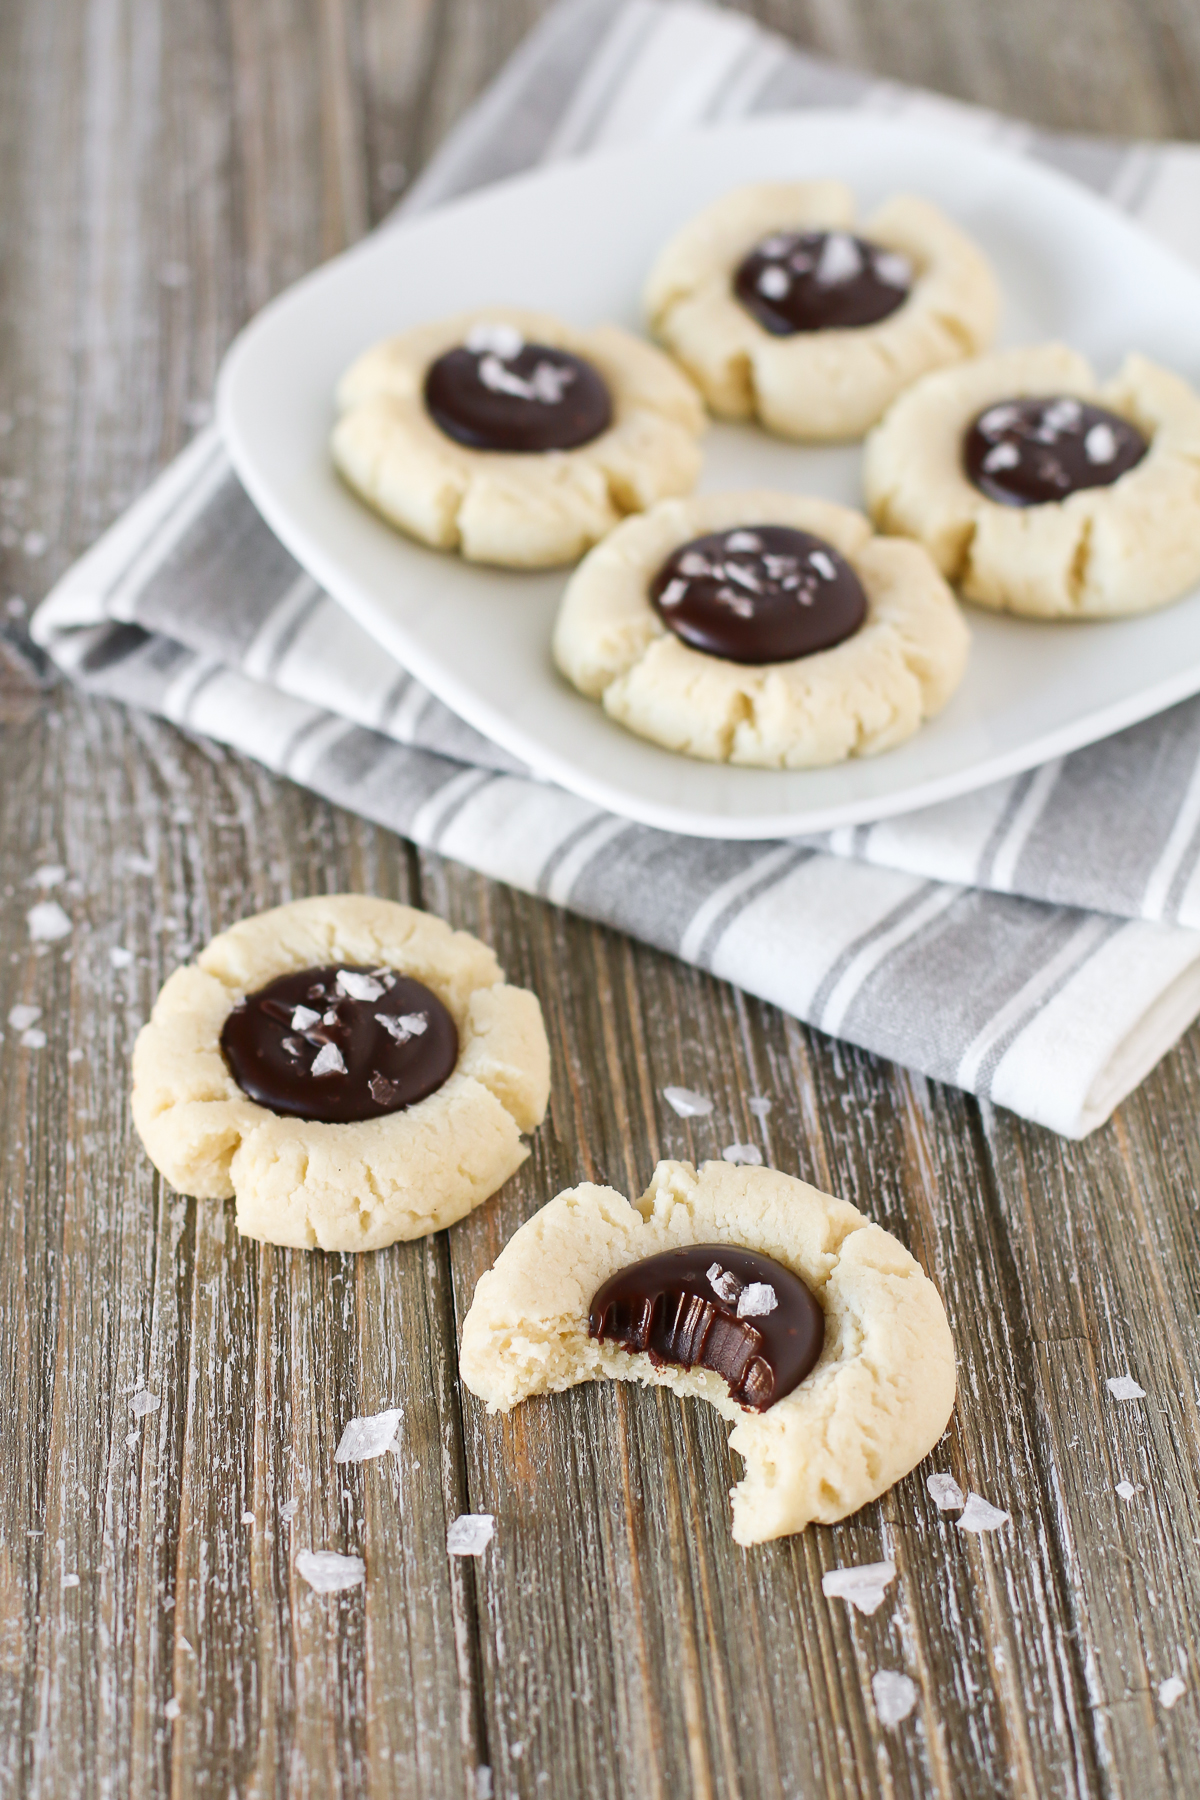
left=644, top=181, right=998, bottom=439
left=459, top=1159, right=956, bottom=1545
left=131, top=896, right=550, bottom=1251
left=552, top=490, right=969, bottom=767
left=332, top=308, right=706, bottom=567
left=863, top=345, right=1200, bottom=617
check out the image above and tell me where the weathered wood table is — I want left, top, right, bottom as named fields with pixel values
left=5, top=2, right=1200, bottom=1795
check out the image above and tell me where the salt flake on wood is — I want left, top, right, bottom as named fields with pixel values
left=722, top=1143, right=763, bottom=1166
left=279, top=1499, right=299, bottom=1523
left=240, top=1511, right=255, bottom=1525
left=109, top=946, right=134, bottom=969
left=8, top=1004, right=41, bottom=1031
left=62, top=1573, right=80, bottom=1589
left=295, top=1549, right=365, bottom=1593
left=130, top=1389, right=160, bottom=1418
left=28, top=901, right=71, bottom=942
left=165, top=1698, right=181, bottom=1721
left=1115, top=1481, right=1140, bottom=1501
left=334, top=1408, right=402, bottom=1464
left=447, top=1513, right=495, bottom=1557
left=663, top=1086, right=712, bottom=1118
left=30, top=864, right=65, bottom=888
left=821, top=1560, right=896, bottom=1616
left=956, top=1493, right=1010, bottom=1534
left=747, top=1096, right=772, bottom=1120
left=21, top=1029, right=45, bottom=1049
left=872, top=1670, right=918, bottom=1725
left=1107, top=1374, right=1146, bottom=1401
left=1159, top=1676, right=1186, bottom=1710
left=927, top=1472, right=965, bottom=1511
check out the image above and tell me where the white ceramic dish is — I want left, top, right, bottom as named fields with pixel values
left=218, top=112, right=1200, bottom=840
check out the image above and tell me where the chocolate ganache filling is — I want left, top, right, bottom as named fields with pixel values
left=220, top=964, right=458, bottom=1124
left=424, top=321, right=612, bottom=453
left=589, top=1244, right=824, bottom=1411
left=734, top=229, right=912, bottom=336
left=963, top=395, right=1147, bottom=507
left=650, top=525, right=868, bottom=665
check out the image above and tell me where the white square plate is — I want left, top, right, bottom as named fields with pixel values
left=217, top=112, right=1200, bottom=840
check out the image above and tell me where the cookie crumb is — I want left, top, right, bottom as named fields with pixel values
left=1159, top=1676, right=1186, bottom=1710
left=334, top=1409, right=402, bottom=1464
left=956, top=1493, right=1010, bottom=1534
left=872, top=1670, right=918, bottom=1725
left=821, top=1560, right=897, bottom=1616
left=28, top=901, right=72, bottom=942
left=663, top=1086, right=712, bottom=1118
left=447, top=1513, right=495, bottom=1557
left=295, top=1549, right=365, bottom=1593
left=722, top=1143, right=763, bottom=1166
left=1107, top=1374, right=1146, bottom=1401
left=927, top=1472, right=965, bottom=1511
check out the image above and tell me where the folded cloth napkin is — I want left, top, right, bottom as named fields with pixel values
left=31, top=0, right=1200, bottom=1138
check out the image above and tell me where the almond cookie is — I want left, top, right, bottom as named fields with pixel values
left=131, top=896, right=550, bottom=1252
left=552, top=490, right=969, bottom=767
left=863, top=344, right=1200, bottom=618
left=644, top=181, right=998, bottom=440
left=331, top=308, right=706, bottom=567
left=459, top=1158, right=956, bottom=1546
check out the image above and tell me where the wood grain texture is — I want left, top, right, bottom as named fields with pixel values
left=4, top=1, right=1200, bottom=1796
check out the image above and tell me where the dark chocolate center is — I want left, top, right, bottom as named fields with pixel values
left=734, top=229, right=911, bottom=335
left=588, top=1244, right=824, bottom=1411
left=650, top=525, right=868, bottom=665
left=963, top=395, right=1147, bottom=507
left=220, top=964, right=458, bottom=1124
left=423, top=324, right=612, bottom=452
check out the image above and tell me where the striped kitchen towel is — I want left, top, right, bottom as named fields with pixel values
left=31, top=0, right=1200, bottom=1138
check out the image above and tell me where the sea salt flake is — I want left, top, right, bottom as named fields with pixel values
left=530, top=360, right=576, bottom=404
left=1085, top=422, right=1118, bottom=464
left=822, top=1560, right=897, bottom=1616
left=291, top=1004, right=320, bottom=1031
left=28, top=900, right=72, bottom=942
left=658, top=578, right=688, bottom=608
left=30, top=864, right=66, bottom=888
left=1159, top=1676, right=1186, bottom=1710
left=337, top=970, right=384, bottom=1002
left=737, top=1282, right=777, bottom=1319
left=376, top=1011, right=427, bottom=1043
left=678, top=551, right=711, bottom=577
left=707, top=1263, right=742, bottom=1305
left=758, top=234, right=792, bottom=258
left=1115, top=1480, right=1139, bottom=1501
left=466, top=321, right=524, bottom=359
left=109, top=946, right=134, bottom=969
left=8, top=1004, right=40, bottom=1031
left=874, top=251, right=912, bottom=289
left=927, top=1472, right=965, bottom=1511
left=956, top=1492, right=1010, bottom=1534
left=295, top=1548, right=365, bottom=1593
left=165, top=1698, right=181, bottom=1720
left=722, top=1142, right=763, bottom=1166
left=130, top=1389, right=160, bottom=1418
left=748, top=1096, right=772, bottom=1119
left=815, top=232, right=862, bottom=285
left=872, top=1670, right=918, bottom=1725
left=983, top=441, right=1021, bottom=473
left=758, top=266, right=790, bottom=300
left=1043, top=397, right=1082, bottom=433
left=311, top=1042, right=347, bottom=1077
left=726, top=531, right=762, bottom=553
left=334, top=1408, right=402, bottom=1464
left=21, top=1029, right=46, bottom=1049
left=663, top=1086, right=712, bottom=1118
left=1107, top=1374, right=1146, bottom=1401
left=447, top=1513, right=495, bottom=1557
left=809, top=550, right=838, bottom=580
left=980, top=403, right=1020, bottom=436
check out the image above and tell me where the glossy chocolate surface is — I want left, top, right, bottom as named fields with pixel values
left=424, top=322, right=611, bottom=452
left=963, top=395, right=1147, bottom=507
left=588, top=1244, right=825, bottom=1411
left=650, top=525, right=868, bottom=665
left=734, top=229, right=911, bottom=335
left=220, top=964, right=458, bottom=1124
